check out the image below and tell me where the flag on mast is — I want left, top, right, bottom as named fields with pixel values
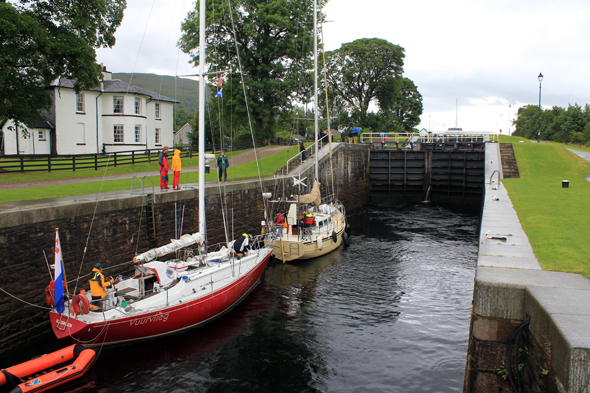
left=54, top=230, right=65, bottom=314
left=215, top=89, right=223, bottom=98
left=217, top=76, right=223, bottom=87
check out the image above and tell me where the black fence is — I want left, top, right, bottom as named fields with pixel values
left=0, top=139, right=265, bottom=174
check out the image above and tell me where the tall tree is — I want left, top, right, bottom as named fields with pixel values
left=0, top=0, right=127, bottom=126
left=325, top=38, right=405, bottom=117
left=179, top=0, right=322, bottom=141
left=376, top=76, right=423, bottom=131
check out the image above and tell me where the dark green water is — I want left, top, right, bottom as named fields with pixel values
left=2, top=202, right=479, bottom=393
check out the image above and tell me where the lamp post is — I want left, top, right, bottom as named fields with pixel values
left=537, top=72, right=543, bottom=143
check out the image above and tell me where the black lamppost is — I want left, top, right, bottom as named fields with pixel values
left=537, top=72, right=543, bottom=143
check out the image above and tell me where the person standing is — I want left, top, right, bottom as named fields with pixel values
left=275, top=212, right=285, bottom=237
left=89, top=263, right=115, bottom=311
left=171, top=149, right=182, bottom=190
left=300, top=141, right=306, bottom=161
left=159, top=146, right=170, bottom=189
left=216, top=151, right=229, bottom=182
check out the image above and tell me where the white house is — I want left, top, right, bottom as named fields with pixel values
left=1, top=66, right=178, bottom=156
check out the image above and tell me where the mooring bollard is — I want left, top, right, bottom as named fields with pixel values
left=562, top=180, right=569, bottom=188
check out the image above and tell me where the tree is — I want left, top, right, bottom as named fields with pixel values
left=325, top=38, right=405, bottom=117
left=0, top=0, right=127, bottom=126
left=376, top=77, right=423, bottom=131
left=179, top=0, right=322, bottom=141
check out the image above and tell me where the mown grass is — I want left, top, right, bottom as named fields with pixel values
left=500, top=136, right=590, bottom=277
left=0, top=146, right=301, bottom=204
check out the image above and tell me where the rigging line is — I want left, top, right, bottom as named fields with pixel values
left=157, top=0, right=179, bottom=99
left=320, top=23, right=336, bottom=200
left=226, top=0, right=267, bottom=215
left=72, top=154, right=112, bottom=297
left=0, top=287, right=52, bottom=310
left=205, top=197, right=261, bottom=233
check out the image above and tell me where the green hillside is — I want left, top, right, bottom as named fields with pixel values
left=113, top=73, right=199, bottom=114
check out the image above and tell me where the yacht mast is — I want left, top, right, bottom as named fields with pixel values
left=198, top=0, right=206, bottom=234
left=313, top=0, right=319, bottom=180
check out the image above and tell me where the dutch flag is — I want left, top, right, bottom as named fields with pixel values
left=54, top=230, right=65, bottom=314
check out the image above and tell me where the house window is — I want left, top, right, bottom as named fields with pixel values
left=155, top=102, right=161, bottom=119
left=113, top=96, right=124, bottom=114
left=76, top=93, right=85, bottom=113
left=135, top=125, right=141, bottom=143
left=77, top=123, right=85, bottom=144
left=135, top=97, right=141, bottom=115
left=38, top=130, right=46, bottom=141
left=155, top=128, right=161, bottom=144
left=114, top=125, right=124, bottom=143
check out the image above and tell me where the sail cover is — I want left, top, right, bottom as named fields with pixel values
left=134, top=232, right=205, bottom=263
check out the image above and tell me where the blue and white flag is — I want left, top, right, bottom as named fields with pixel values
left=54, top=230, right=65, bottom=314
left=215, top=89, right=223, bottom=98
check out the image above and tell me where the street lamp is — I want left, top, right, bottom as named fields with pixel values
left=537, top=72, right=543, bottom=143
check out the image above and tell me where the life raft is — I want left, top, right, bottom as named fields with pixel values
left=0, top=344, right=96, bottom=393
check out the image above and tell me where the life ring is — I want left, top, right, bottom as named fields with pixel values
left=72, top=294, right=90, bottom=315
left=342, top=231, right=350, bottom=247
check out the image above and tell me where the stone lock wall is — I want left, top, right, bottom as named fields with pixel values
left=0, top=143, right=369, bottom=361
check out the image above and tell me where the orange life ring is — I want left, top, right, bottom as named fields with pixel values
left=72, top=294, right=90, bottom=315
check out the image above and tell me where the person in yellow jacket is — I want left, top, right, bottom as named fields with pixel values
left=171, top=149, right=182, bottom=190
left=89, top=263, right=115, bottom=311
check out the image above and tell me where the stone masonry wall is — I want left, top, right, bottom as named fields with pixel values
left=0, top=143, right=369, bottom=361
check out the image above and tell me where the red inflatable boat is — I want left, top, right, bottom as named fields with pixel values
left=0, top=344, right=96, bottom=393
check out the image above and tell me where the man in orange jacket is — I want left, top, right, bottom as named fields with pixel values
left=89, top=263, right=115, bottom=311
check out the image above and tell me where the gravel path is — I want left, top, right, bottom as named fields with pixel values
left=1, top=145, right=291, bottom=190
left=566, top=148, right=590, bottom=182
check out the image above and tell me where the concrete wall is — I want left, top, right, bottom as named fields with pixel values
left=464, top=143, right=590, bottom=393
left=0, top=143, right=369, bottom=360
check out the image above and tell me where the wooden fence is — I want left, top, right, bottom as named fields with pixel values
left=0, top=139, right=265, bottom=174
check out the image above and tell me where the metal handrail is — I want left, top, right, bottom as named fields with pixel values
left=131, top=175, right=155, bottom=195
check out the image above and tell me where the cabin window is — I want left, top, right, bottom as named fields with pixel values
left=113, top=96, right=124, bottom=113
left=114, top=125, right=124, bottom=143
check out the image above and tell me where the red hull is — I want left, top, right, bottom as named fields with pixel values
left=50, top=253, right=271, bottom=346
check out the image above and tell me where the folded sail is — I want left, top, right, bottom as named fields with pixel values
left=134, top=232, right=205, bottom=263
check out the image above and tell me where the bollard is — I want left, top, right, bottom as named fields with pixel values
left=562, top=180, right=569, bottom=188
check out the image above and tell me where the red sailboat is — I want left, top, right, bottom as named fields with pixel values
left=45, top=0, right=275, bottom=346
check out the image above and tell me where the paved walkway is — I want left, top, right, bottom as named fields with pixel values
left=567, top=148, right=590, bottom=182
left=1, top=146, right=291, bottom=190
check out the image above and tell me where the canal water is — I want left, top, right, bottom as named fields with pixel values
left=1, top=202, right=480, bottom=393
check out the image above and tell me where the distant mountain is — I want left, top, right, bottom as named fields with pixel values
left=113, top=73, right=199, bottom=114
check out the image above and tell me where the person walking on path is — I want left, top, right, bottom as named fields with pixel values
left=216, top=151, right=229, bottom=182
left=159, top=146, right=170, bottom=189
left=300, top=141, right=306, bottom=162
left=171, top=149, right=182, bottom=190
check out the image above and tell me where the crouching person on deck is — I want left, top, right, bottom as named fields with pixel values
left=89, top=263, right=115, bottom=311
left=232, top=233, right=251, bottom=258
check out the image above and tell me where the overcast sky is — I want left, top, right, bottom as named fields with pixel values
left=96, top=0, right=590, bottom=134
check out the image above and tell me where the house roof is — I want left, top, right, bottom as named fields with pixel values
left=51, top=78, right=180, bottom=103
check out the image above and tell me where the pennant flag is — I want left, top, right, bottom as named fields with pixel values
left=217, top=76, right=223, bottom=87
left=54, top=230, right=65, bottom=314
left=215, top=89, right=223, bottom=98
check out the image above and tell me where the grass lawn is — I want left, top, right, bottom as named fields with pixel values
left=500, top=136, right=590, bottom=278
left=0, top=146, right=300, bottom=204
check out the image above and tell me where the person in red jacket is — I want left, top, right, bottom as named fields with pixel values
left=302, top=212, right=316, bottom=228
left=275, top=212, right=285, bottom=237
left=159, top=146, right=169, bottom=189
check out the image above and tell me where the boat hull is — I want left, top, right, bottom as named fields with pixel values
left=49, top=251, right=272, bottom=346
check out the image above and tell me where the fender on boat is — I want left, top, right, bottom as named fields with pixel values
left=317, top=236, right=323, bottom=251
left=331, top=231, right=337, bottom=243
left=342, top=232, right=350, bottom=247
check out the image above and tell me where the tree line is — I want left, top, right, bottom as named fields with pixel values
left=1, top=0, right=423, bottom=149
left=513, top=104, right=590, bottom=146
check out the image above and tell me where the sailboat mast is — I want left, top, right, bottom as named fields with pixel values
left=198, top=0, right=206, bottom=234
left=313, top=0, right=319, bottom=180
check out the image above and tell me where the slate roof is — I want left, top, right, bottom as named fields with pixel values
left=51, top=78, right=179, bottom=103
